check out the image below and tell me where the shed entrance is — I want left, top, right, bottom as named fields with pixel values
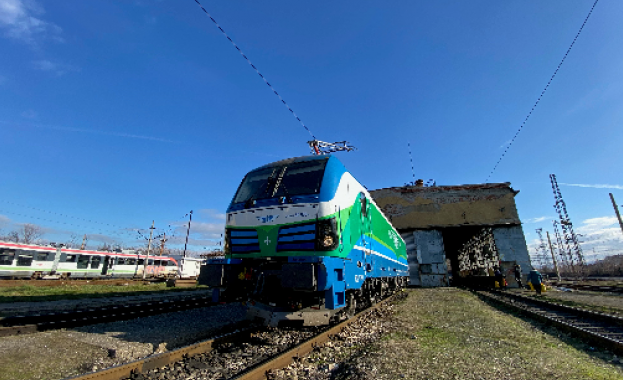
left=441, top=226, right=500, bottom=286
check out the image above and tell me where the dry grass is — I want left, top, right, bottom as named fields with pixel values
left=352, top=288, right=623, bottom=380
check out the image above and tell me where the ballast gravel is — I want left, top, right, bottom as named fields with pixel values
left=0, top=303, right=246, bottom=380
left=126, top=297, right=401, bottom=380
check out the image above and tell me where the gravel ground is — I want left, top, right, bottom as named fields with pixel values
left=0, top=289, right=213, bottom=317
left=0, top=303, right=246, bottom=380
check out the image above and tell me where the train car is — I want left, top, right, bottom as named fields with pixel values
left=0, top=241, right=178, bottom=279
left=204, top=155, right=408, bottom=326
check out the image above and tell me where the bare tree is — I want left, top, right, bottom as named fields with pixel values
left=7, top=231, right=20, bottom=243
left=66, top=233, right=79, bottom=249
left=21, top=224, right=43, bottom=244
left=98, top=242, right=112, bottom=251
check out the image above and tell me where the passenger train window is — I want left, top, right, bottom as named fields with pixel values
left=127, top=258, right=136, bottom=265
left=0, top=251, right=15, bottom=265
left=77, top=255, right=90, bottom=269
left=36, top=253, right=49, bottom=261
left=117, top=258, right=126, bottom=265
left=148, top=259, right=154, bottom=265
left=64, top=254, right=79, bottom=262
left=137, top=259, right=144, bottom=265
left=91, top=256, right=101, bottom=269
left=17, top=252, right=34, bottom=266
left=161, top=261, right=168, bottom=267
left=154, top=260, right=160, bottom=266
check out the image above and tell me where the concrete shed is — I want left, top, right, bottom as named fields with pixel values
left=370, top=183, right=531, bottom=287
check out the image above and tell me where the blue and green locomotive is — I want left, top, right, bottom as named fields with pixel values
left=204, top=155, right=408, bottom=326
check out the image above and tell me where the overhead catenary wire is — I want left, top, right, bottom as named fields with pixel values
left=485, top=0, right=600, bottom=182
left=0, top=199, right=134, bottom=231
left=191, top=0, right=316, bottom=140
left=0, top=209, right=142, bottom=245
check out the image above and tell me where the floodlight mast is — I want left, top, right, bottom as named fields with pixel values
left=308, top=140, right=356, bottom=155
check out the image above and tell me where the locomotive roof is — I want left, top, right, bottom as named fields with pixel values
left=250, top=154, right=331, bottom=172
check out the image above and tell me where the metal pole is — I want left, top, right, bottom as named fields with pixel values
left=547, top=231, right=561, bottom=281
left=81, top=234, right=87, bottom=250
left=610, top=193, right=623, bottom=237
left=143, top=221, right=155, bottom=280
left=159, top=232, right=166, bottom=256
left=183, top=210, right=193, bottom=258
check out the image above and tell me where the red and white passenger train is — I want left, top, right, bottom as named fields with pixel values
left=0, top=240, right=178, bottom=279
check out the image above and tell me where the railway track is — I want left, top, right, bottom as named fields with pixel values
left=0, top=294, right=213, bottom=337
left=476, top=290, right=623, bottom=355
left=548, top=281, right=623, bottom=293
left=61, top=292, right=402, bottom=380
left=0, top=279, right=168, bottom=287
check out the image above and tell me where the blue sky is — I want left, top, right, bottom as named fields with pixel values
left=0, top=0, right=621, bottom=260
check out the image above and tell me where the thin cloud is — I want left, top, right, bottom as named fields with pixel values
left=32, top=59, right=78, bottom=76
left=5, top=121, right=179, bottom=143
left=560, top=183, right=623, bottom=190
left=198, top=208, right=226, bottom=221
left=577, top=216, right=618, bottom=233
left=524, top=216, right=551, bottom=224
left=0, top=0, right=63, bottom=44
left=20, top=109, right=36, bottom=119
left=0, top=214, right=10, bottom=227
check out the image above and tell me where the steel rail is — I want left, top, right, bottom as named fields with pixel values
left=0, top=294, right=213, bottom=337
left=61, top=292, right=401, bottom=380
left=62, top=326, right=256, bottom=380
left=549, top=281, right=623, bottom=293
left=231, top=294, right=399, bottom=380
left=476, top=290, right=623, bottom=355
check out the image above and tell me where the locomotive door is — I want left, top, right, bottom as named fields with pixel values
left=101, top=256, right=110, bottom=275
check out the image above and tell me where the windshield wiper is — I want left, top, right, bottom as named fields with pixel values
left=244, top=169, right=277, bottom=208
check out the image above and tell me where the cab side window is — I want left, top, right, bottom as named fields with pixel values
left=359, top=193, right=367, bottom=217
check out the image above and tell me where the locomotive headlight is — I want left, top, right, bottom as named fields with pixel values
left=316, top=218, right=338, bottom=251
left=322, top=235, right=334, bottom=247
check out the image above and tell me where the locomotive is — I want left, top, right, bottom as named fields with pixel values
left=0, top=241, right=179, bottom=279
left=203, top=155, right=408, bottom=326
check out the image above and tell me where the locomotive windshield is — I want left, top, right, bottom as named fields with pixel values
left=233, top=158, right=328, bottom=204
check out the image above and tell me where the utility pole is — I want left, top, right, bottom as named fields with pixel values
left=143, top=221, right=155, bottom=280
left=610, top=193, right=623, bottom=237
left=159, top=232, right=166, bottom=256
left=183, top=210, right=193, bottom=258
left=81, top=234, right=87, bottom=250
left=547, top=231, right=561, bottom=281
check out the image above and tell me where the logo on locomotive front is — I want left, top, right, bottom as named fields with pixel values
left=388, top=230, right=401, bottom=249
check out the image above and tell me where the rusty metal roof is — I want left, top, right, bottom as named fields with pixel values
left=371, top=182, right=519, bottom=195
